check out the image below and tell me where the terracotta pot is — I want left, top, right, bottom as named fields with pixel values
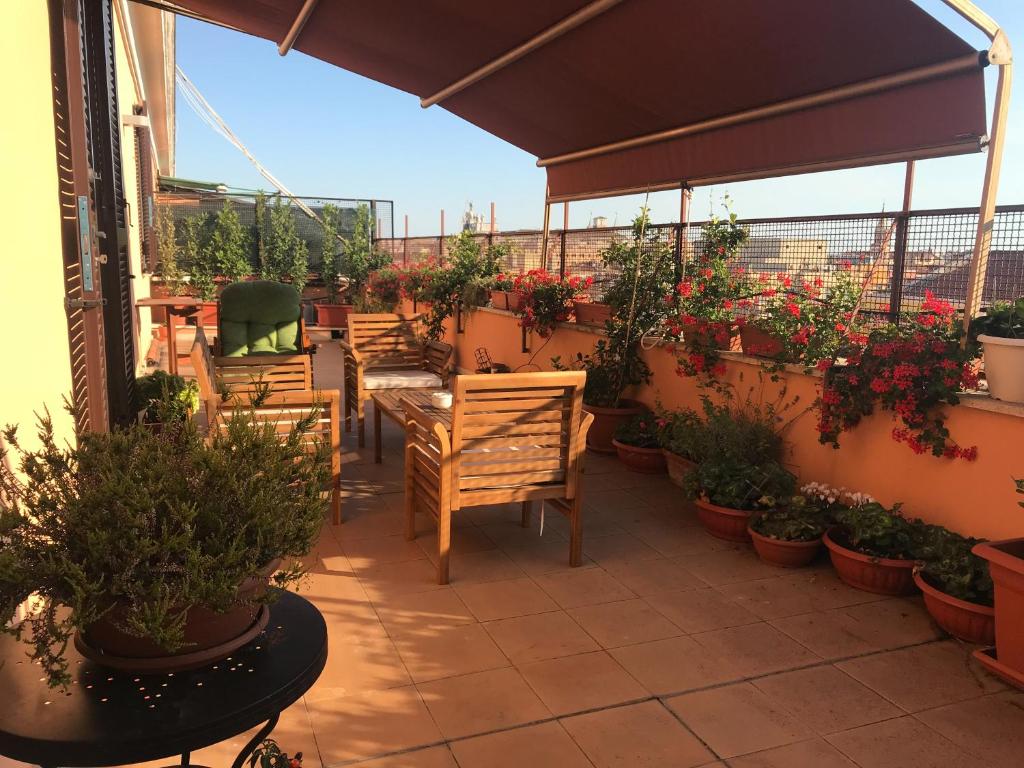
left=490, top=290, right=510, bottom=310
left=612, top=439, right=666, bottom=473
left=913, top=570, right=994, bottom=645
left=740, top=325, right=785, bottom=359
left=978, top=335, right=1024, bottom=403
left=507, top=291, right=525, bottom=312
left=574, top=301, right=613, bottom=325
left=75, top=560, right=279, bottom=674
left=583, top=399, right=645, bottom=453
left=823, top=530, right=918, bottom=595
left=315, top=303, right=353, bottom=327
left=694, top=498, right=752, bottom=542
left=197, top=301, right=219, bottom=329
left=973, top=538, right=1024, bottom=675
left=749, top=526, right=822, bottom=568
left=663, top=450, right=696, bottom=488
left=685, top=321, right=736, bottom=351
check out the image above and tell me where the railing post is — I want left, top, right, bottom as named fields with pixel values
left=673, top=222, right=683, bottom=284
left=888, top=212, right=911, bottom=323
left=559, top=230, right=567, bottom=278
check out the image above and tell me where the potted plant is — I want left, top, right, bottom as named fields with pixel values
left=0, top=404, right=329, bottom=688
left=971, top=479, right=1024, bottom=687
left=573, top=291, right=613, bottom=326
left=418, top=232, right=504, bottom=341
left=313, top=202, right=349, bottom=326
left=135, top=370, right=199, bottom=430
left=612, top=412, right=666, bottom=473
left=513, top=270, right=592, bottom=338
left=553, top=208, right=676, bottom=452
left=913, top=525, right=994, bottom=644
left=748, top=483, right=837, bottom=567
left=179, top=213, right=220, bottom=327
left=358, top=267, right=403, bottom=313
left=970, top=297, right=1024, bottom=403
left=656, top=406, right=703, bottom=487
left=824, top=496, right=920, bottom=595
left=490, top=273, right=516, bottom=310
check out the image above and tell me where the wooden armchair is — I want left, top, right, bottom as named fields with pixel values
left=402, top=371, right=593, bottom=584
left=190, top=329, right=341, bottom=525
left=340, top=313, right=454, bottom=446
left=213, top=353, right=313, bottom=396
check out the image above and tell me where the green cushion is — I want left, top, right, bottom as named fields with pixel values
left=218, top=281, right=301, bottom=356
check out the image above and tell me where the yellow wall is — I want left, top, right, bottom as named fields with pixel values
left=417, top=302, right=1024, bottom=541
left=0, top=3, right=75, bottom=448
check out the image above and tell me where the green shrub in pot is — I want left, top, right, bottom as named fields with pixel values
left=656, top=406, right=703, bottom=462
left=135, top=370, right=199, bottom=424
left=613, top=412, right=660, bottom=449
left=831, top=500, right=919, bottom=559
left=751, top=495, right=830, bottom=543
left=0, top=404, right=329, bottom=687
left=969, top=297, right=1024, bottom=403
left=915, top=525, right=993, bottom=606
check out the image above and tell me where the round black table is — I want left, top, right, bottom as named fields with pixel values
left=0, top=591, right=327, bottom=768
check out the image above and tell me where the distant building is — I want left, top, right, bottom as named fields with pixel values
left=902, top=250, right=1024, bottom=307
left=589, top=215, right=609, bottom=229
left=461, top=202, right=492, bottom=233
left=737, top=237, right=829, bottom=276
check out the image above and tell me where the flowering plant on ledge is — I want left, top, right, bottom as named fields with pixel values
left=816, top=291, right=981, bottom=460
left=512, top=269, right=592, bottom=337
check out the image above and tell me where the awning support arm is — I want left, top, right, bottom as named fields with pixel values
left=278, top=0, right=319, bottom=56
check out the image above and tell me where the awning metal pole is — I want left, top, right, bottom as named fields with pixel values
left=540, top=195, right=552, bottom=272
left=278, top=0, right=319, bottom=55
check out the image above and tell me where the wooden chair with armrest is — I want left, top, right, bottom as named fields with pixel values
left=340, top=313, right=454, bottom=446
left=402, top=371, right=593, bottom=584
left=190, top=328, right=342, bottom=525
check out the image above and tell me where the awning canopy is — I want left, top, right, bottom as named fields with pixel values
left=150, top=0, right=990, bottom=201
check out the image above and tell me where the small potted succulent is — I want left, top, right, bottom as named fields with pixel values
left=0, top=402, right=329, bottom=688
left=748, top=482, right=838, bottom=567
left=490, top=273, right=516, bottom=310
left=824, top=496, right=920, bottom=595
left=970, top=297, right=1024, bottom=403
left=913, top=525, right=993, bottom=645
left=612, top=412, right=666, bottom=473
left=656, top=407, right=703, bottom=487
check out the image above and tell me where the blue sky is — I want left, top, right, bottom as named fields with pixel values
left=174, top=1, right=1023, bottom=236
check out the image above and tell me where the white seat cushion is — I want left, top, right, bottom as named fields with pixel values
left=364, top=370, right=443, bottom=390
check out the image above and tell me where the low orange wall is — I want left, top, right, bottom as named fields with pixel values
left=415, top=301, right=1024, bottom=541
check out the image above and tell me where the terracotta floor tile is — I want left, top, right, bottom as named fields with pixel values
left=373, top=588, right=476, bottom=635
left=518, top=650, right=647, bottom=715
left=582, top=532, right=663, bottom=565
left=716, top=576, right=821, bottom=620
left=584, top=488, right=656, bottom=516
left=692, top=622, right=821, bottom=678
left=305, top=631, right=412, bottom=701
left=836, top=641, right=1004, bottom=712
left=461, top=502, right=523, bottom=526
left=838, top=597, right=944, bottom=649
left=502, top=540, right=594, bottom=575
left=561, top=699, right=713, bottom=768
left=441, top=549, right=527, bottom=585
left=603, top=558, right=706, bottom=596
left=916, top=691, right=1024, bottom=768
left=417, top=667, right=550, bottom=739
left=680, top=546, right=783, bottom=586
left=632, top=523, right=733, bottom=557
left=769, top=610, right=889, bottom=660
left=478, top=520, right=566, bottom=547
left=568, top=598, right=684, bottom=648
left=666, top=682, right=812, bottom=758
left=335, top=508, right=408, bottom=541
left=454, top=577, right=559, bottom=621
left=391, top=622, right=509, bottom=683
left=484, top=610, right=599, bottom=663
left=825, top=715, right=986, bottom=767
left=307, top=685, right=442, bottom=764
left=753, top=665, right=903, bottom=734
left=349, top=745, right=459, bottom=767
left=358, top=559, right=448, bottom=601
left=450, top=721, right=592, bottom=768
left=726, top=738, right=858, bottom=768
left=610, top=635, right=743, bottom=695
left=344, top=533, right=427, bottom=571
left=414, top=526, right=498, bottom=561
left=534, top=567, right=636, bottom=608
left=645, top=588, right=759, bottom=633
left=780, top=566, right=886, bottom=611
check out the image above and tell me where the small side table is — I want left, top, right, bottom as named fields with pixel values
left=371, top=388, right=446, bottom=463
left=0, top=590, right=326, bottom=768
left=136, top=297, right=204, bottom=376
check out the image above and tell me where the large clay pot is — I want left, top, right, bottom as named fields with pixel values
left=75, top=560, right=279, bottom=674
left=612, top=439, right=666, bottom=474
left=583, top=399, right=645, bottom=453
left=973, top=538, right=1024, bottom=679
left=574, top=301, right=613, bottom=326
left=315, top=303, right=353, bottom=327
left=490, top=290, right=510, bottom=310
left=749, top=526, right=822, bottom=568
left=507, top=291, right=525, bottom=312
left=694, top=499, right=752, bottom=543
left=823, top=530, right=917, bottom=595
left=978, top=335, right=1024, bottom=403
left=913, top=570, right=994, bottom=645
left=740, top=325, right=784, bottom=359
left=663, top=450, right=696, bottom=488
left=197, top=301, right=219, bottom=329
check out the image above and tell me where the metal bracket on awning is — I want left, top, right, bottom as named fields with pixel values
left=986, top=30, right=1013, bottom=66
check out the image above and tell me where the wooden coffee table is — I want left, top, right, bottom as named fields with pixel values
left=370, top=388, right=447, bottom=463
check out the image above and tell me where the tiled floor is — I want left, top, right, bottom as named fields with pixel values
left=4, top=339, right=1021, bottom=768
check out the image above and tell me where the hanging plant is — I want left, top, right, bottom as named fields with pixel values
left=816, top=291, right=981, bottom=460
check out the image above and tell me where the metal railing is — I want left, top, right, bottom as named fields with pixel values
left=375, top=205, right=1024, bottom=319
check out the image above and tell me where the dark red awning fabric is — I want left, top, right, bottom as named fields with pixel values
left=163, top=0, right=989, bottom=200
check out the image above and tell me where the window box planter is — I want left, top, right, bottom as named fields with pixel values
left=315, top=303, right=354, bottom=327
left=662, top=450, right=696, bottom=488
left=972, top=538, right=1024, bottom=686
left=574, top=301, right=612, bottom=326
left=612, top=439, right=666, bottom=473
left=507, top=291, right=525, bottom=312
left=913, top=569, right=994, bottom=645
left=823, top=529, right=918, bottom=595
left=582, top=399, right=644, bottom=453
left=977, top=335, right=1024, bottom=403
left=739, top=324, right=784, bottom=359
left=694, top=498, right=752, bottom=543
left=490, top=290, right=510, bottom=310
left=197, top=301, right=219, bottom=328
left=749, top=525, right=822, bottom=568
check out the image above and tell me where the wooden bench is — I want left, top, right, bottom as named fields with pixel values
left=213, top=354, right=313, bottom=395
left=340, top=313, right=454, bottom=446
